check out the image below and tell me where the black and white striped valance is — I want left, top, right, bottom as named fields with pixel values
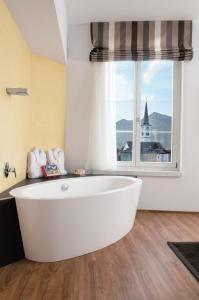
left=90, top=21, right=193, bottom=62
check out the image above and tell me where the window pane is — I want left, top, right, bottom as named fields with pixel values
left=139, top=61, right=173, bottom=163
left=115, top=62, right=135, bottom=162
left=116, top=131, right=133, bottom=161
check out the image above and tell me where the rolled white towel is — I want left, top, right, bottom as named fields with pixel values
left=27, top=147, right=47, bottom=178
left=46, top=148, right=67, bottom=175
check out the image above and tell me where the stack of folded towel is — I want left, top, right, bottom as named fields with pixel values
left=27, top=148, right=46, bottom=179
left=46, top=148, right=67, bottom=175
left=27, top=147, right=67, bottom=178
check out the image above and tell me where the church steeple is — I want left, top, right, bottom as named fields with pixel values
left=141, top=99, right=152, bottom=142
left=143, top=101, right=150, bottom=125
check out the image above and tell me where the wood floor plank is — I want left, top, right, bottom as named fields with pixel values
left=0, top=211, right=199, bottom=300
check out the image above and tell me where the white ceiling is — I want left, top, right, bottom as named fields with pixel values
left=5, top=0, right=66, bottom=63
left=66, top=0, right=199, bottom=24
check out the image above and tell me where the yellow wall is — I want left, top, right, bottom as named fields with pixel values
left=30, top=54, right=66, bottom=149
left=0, top=0, right=66, bottom=192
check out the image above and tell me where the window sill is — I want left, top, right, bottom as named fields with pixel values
left=91, top=168, right=182, bottom=178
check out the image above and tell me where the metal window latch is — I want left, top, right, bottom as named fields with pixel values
left=136, top=117, right=141, bottom=123
left=4, top=162, right=17, bottom=178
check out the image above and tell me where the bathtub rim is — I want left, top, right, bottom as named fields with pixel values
left=9, top=176, right=142, bottom=201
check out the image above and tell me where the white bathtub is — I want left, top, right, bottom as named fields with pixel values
left=10, top=176, right=142, bottom=262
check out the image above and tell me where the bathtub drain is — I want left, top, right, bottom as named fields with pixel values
left=61, top=184, right=69, bottom=191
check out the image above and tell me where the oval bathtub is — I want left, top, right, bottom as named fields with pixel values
left=10, top=176, right=142, bottom=262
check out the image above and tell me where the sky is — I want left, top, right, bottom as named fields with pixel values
left=115, top=60, right=173, bottom=121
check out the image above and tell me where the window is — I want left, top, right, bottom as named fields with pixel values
left=115, top=60, right=181, bottom=170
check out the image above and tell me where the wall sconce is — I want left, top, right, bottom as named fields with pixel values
left=6, top=88, right=30, bottom=96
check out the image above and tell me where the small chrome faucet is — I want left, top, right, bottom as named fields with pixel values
left=4, top=162, right=17, bottom=178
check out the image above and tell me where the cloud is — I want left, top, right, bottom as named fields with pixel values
left=143, top=61, right=169, bottom=84
left=116, top=73, right=134, bottom=101
left=116, top=73, right=129, bottom=87
left=141, top=95, right=154, bottom=102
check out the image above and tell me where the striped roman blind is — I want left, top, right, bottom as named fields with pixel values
left=90, top=21, right=193, bottom=62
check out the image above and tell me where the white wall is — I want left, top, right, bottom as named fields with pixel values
left=66, top=24, right=93, bottom=171
left=66, top=22, right=199, bottom=212
left=54, top=0, right=67, bottom=62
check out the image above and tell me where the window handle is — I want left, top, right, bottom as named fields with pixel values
left=136, top=117, right=141, bottom=123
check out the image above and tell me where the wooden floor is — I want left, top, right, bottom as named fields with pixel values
left=0, top=211, right=199, bottom=300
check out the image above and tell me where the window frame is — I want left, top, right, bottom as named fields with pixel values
left=117, top=61, right=182, bottom=171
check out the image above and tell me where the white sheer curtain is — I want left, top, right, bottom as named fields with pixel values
left=86, top=62, right=117, bottom=171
